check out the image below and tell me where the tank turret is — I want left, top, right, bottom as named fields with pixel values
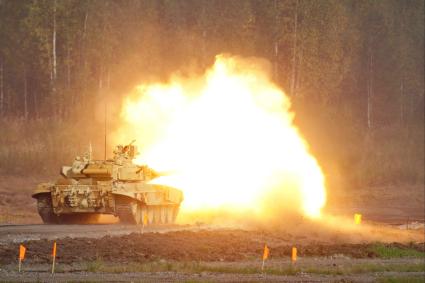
left=32, top=142, right=183, bottom=224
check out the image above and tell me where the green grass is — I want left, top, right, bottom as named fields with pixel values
left=351, top=263, right=424, bottom=273
left=377, top=277, right=425, bottom=283
left=370, top=243, right=425, bottom=259
left=85, top=258, right=105, bottom=272
left=81, top=260, right=425, bottom=276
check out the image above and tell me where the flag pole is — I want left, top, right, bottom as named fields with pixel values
left=51, top=241, right=57, bottom=274
left=104, top=98, right=107, bottom=160
left=18, top=258, right=22, bottom=273
left=52, top=255, right=55, bottom=274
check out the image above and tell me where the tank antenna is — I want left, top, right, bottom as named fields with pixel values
left=89, top=141, right=93, bottom=160
left=104, top=99, right=107, bottom=160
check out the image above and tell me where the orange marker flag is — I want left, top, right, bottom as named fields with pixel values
left=262, top=244, right=270, bottom=272
left=263, top=245, right=270, bottom=260
left=354, top=213, right=362, bottom=225
left=19, top=244, right=26, bottom=261
left=291, top=247, right=297, bottom=263
left=18, top=244, right=26, bottom=272
left=51, top=241, right=57, bottom=274
left=52, top=241, right=57, bottom=257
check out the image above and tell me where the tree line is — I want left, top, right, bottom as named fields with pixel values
left=0, top=0, right=423, bottom=186
left=0, top=0, right=423, bottom=128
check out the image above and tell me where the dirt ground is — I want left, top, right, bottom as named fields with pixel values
left=325, top=183, right=425, bottom=224
left=0, top=229, right=424, bottom=265
left=0, top=259, right=424, bottom=282
left=1, top=175, right=423, bottom=225
left=0, top=175, right=424, bottom=282
left=0, top=175, right=49, bottom=224
left=0, top=229, right=424, bottom=282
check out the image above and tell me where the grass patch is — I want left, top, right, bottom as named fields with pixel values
left=82, top=260, right=425, bottom=276
left=303, top=263, right=424, bottom=276
left=85, top=258, right=105, bottom=272
left=350, top=263, right=425, bottom=273
left=377, top=277, right=425, bottom=283
left=370, top=243, right=425, bottom=259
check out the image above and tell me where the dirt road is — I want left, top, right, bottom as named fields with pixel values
left=1, top=264, right=423, bottom=282
left=0, top=224, right=199, bottom=244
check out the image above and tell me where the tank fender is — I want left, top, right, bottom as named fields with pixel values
left=32, top=183, right=54, bottom=199
left=166, top=187, right=184, bottom=203
left=111, top=191, right=144, bottom=202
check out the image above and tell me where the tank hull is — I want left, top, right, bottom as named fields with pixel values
left=33, top=182, right=182, bottom=224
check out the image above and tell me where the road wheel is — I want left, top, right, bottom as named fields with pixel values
left=159, top=206, right=167, bottom=224
left=165, top=206, right=174, bottom=224
left=147, top=207, right=154, bottom=224
left=172, top=205, right=180, bottom=223
left=153, top=206, right=161, bottom=224
left=115, top=196, right=140, bottom=224
left=140, top=206, right=148, bottom=225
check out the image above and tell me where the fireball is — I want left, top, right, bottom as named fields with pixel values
left=116, top=55, right=326, bottom=219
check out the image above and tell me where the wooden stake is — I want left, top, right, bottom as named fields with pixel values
left=51, top=256, right=56, bottom=274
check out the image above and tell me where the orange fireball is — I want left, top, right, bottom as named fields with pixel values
left=115, top=55, right=326, bottom=219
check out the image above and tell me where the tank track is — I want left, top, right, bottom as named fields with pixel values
left=37, top=194, right=179, bottom=225
left=36, top=194, right=60, bottom=224
left=115, top=196, right=179, bottom=225
left=145, top=204, right=179, bottom=224
left=59, top=214, right=101, bottom=224
left=36, top=194, right=101, bottom=224
left=115, top=197, right=139, bottom=224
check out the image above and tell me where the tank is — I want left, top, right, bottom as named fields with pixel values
left=32, top=142, right=183, bottom=225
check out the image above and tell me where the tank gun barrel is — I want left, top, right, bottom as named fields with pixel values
left=81, top=168, right=111, bottom=176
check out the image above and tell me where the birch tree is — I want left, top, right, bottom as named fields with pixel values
left=290, top=0, right=298, bottom=96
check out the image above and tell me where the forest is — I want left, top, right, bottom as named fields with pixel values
left=0, top=0, right=423, bottom=191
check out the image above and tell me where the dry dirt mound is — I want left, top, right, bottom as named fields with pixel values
left=1, top=230, right=423, bottom=265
